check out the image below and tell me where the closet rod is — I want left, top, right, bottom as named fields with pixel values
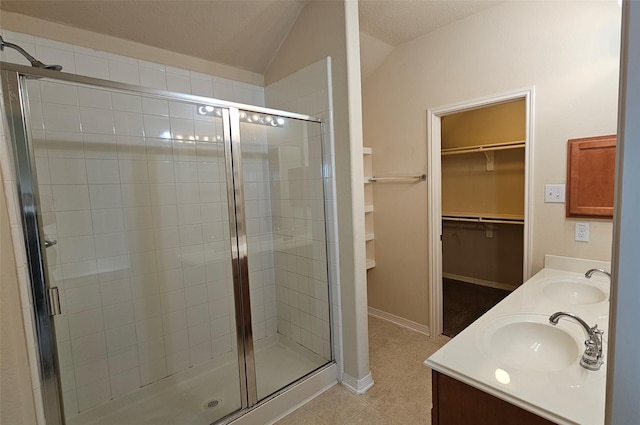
left=369, top=174, right=426, bottom=183
left=441, top=141, right=525, bottom=156
left=442, top=215, right=524, bottom=225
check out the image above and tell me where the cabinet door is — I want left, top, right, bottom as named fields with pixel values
left=566, top=135, right=616, bottom=218
left=431, top=371, right=556, bottom=425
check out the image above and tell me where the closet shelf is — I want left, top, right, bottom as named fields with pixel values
left=363, top=146, right=376, bottom=271
left=442, top=212, right=524, bottom=225
left=441, top=140, right=525, bottom=156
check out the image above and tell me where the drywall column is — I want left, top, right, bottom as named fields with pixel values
left=341, top=0, right=372, bottom=392
left=606, top=1, right=640, bottom=423
left=264, top=0, right=371, bottom=392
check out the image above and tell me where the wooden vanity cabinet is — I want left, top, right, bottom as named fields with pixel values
left=431, top=371, right=556, bottom=425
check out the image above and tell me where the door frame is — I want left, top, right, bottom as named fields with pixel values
left=426, top=87, right=535, bottom=336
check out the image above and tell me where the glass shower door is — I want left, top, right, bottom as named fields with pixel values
left=237, top=111, right=332, bottom=401
left=21, top=78, right=244, bottom=424
left=5, top=65, right=335, bottom=425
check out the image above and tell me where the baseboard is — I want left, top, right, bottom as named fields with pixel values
left=341, top=372, right=374, bottom=395
left=443, top=273, right=516, bottom=292
left=367, top=307, right=431, bottom=336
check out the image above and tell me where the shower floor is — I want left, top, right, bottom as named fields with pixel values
left=67, top=335, right=327, bottom=425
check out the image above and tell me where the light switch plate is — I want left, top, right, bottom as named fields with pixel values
left=575, top=222, right=590, bottom=242
left=545, top=184, right=566, bottom=203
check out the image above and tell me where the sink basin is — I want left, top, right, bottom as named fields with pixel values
left=541, top=278, right=607, bottom=305
left=483, top=314, right=580, bottom=372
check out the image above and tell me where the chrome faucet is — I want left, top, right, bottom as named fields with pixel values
left=585, top=268, right=611, bottom=281
left=549, top=312, right=604, bottom=371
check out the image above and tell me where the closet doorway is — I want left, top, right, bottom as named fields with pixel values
left=427, top=89, right=534, bottom=337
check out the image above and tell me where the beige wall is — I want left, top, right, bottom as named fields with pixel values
left=359, top=32, right=394, bottom=82
left=442, top=223, right=524, bottom=288
left=1, top=170, right=38, bottom=424
left=0, top=11, right=263, bottom=86
left=441, top=100, right=525, bottom=148
left=266, top=1, right=371, bottom=383
left=363, top=1, right=621, bottom=327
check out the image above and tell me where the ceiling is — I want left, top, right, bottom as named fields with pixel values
left=0, top=0, right=501, bottom=74
left=359, top=0, right=501, bottom=47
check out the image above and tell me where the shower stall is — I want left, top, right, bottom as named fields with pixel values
left=1, top=62, right=334, bottom=425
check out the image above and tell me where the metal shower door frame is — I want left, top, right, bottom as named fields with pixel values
left=1, top=65, right=64, bottom=425
left=0, top=62, right=323, bottom=425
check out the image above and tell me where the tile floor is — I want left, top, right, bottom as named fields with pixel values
left=276, top=316, right=450, bottom=425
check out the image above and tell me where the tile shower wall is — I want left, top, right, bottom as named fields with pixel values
left=267, top=122, right=331, bottom=359
left=0, top=29, right=272, bottom=418
left=265, top=59, right=336, bottom=361
left=28, top=82, right=238, bottom=416
left=240, top=124, right=278, bottom=343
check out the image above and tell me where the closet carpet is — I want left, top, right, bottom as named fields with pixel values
left=443, top=278, right=510, bottom=337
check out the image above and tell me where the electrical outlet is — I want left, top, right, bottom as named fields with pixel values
left=545, top=184, right=566, bottom=203
left=575, top=222, right=590, bottom=242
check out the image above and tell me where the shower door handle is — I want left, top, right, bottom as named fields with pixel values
left=48, top=287, right=62, bottom=316
left=44, top=238, right=57, bottom=248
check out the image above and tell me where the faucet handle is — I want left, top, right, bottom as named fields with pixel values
left=589, top=325, right=604, bottom=348
left=583, top=326, right=604, bottom=369
left=591, top=325, right=604, bottom=343
left=581, top=341, right=604, bottom=369
left=584, top=339, right=598, bottom=354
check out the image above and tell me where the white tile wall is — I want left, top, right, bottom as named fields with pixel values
left=265, top=59, right=337, bottom=362
left=32, top=95, right=241, bottom=414
left=239, top=129, right=278, bottom=345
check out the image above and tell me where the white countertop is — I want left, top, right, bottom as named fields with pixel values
left=425, top=256, right=611, bottom=425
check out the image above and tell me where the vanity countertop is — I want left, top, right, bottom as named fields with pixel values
left=425, top=256, right=611, bottom=425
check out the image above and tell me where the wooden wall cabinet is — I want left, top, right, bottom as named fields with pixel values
left=566, top=135, right=616, bottom=219
left=431, top=371, right=555, bottom=425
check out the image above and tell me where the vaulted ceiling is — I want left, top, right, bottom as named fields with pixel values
left=0, top=0, right=501, bottom=74
left=359, top=0, right=500, bottom=46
